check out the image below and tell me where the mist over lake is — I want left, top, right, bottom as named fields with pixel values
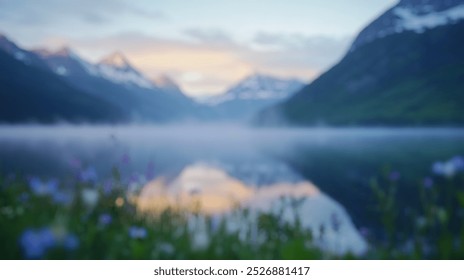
left=2, top=125, right=464, bottom=240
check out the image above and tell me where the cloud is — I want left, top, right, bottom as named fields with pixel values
left=0, top=0, right=166, bottom=26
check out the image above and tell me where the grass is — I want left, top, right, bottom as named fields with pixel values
left=0, top=156, right=463, bottom=260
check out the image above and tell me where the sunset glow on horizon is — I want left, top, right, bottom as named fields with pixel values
left=0, top=0, right=398, bottom=96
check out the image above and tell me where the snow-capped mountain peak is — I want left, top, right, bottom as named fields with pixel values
left=95, top=52, right=153, bottom=89
left=350, top=0, right=464, bottom=51
left=200, top=73, right=305, bottom=106
left=99, top=52, right=132, bottom=69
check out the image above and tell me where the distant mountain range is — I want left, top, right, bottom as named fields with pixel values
left=0, top=35, right=206, bottom=123
left=256, top=0, right=464, bottom=126
left=198, top=74, right=304, bottom=121
left=0, top=34, right=303, bottom=124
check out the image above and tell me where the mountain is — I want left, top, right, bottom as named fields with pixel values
left=256, top=0, right=464, bottom=126
left=200, top=74, right=304, bottom=121
left=0, top=35, right=126, bottom=123
left=35, top=48, right=200, bottom=122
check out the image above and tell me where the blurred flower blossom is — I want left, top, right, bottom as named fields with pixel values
left=69, top=158, right=82, bottom=170
left=63, top=235, right=79, bottom=251
left=79, top=167, right=97, bottom=183
left=158, top=242, right=175, bottom=255
left=103, top=180, right=113, bottom=196
left=121, top=154, right=130, bottom=164
left=28, top=178, right=58, bottom=196
left=19, top=193, right=29, bottom=203
left=129, top=226, right=147, bottom=239
left=115, top=197, right=124, bottom=207
left=99, top=213, right=112, bottom=226
left=330, top=213, right=342, bottom=232
left=81, top=188, right=99, bottom=208
left=52, top=191, right=73, bottom=206
left=423, top=177, right=434, bottom=189
left=432, top=155, right=464, bottom=178
left=20, top=228, right=55, bottom=259
left=451, top=156, right=464, bottom=170
left=359, top=227, right=370, bottom=238
left=210, top=215, right=221, bottom=233
left=388, top=171, right=401, bottom=182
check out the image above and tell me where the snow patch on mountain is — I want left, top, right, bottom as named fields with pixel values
left=201, top=74, right=304, bottom=106
left=96, top=53, right=153, bottom=89
left=394, top=4, right=464, bottom=33
left=351, top=1, right=464, bottom=51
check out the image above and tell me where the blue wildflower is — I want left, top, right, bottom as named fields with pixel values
left=79, top=167, right=98, bottom=183
left=451, top=156, right=464, bottom=171
left=129, top=226, right=147, bottom=239
left=98, top=213, right=112, bottom=226
left=103, top=180, right=113, bottom=195
left=63, top=235, right=79, bottom=251
left=20, top=228, right=56, bottom=259
left=52, top=191, right=73, bottom=205
left=28, top=178, right=58, bottom=196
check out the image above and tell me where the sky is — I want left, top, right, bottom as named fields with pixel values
left=0, top=0, right=398, bottom=96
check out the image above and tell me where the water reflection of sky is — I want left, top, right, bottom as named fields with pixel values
left=1, top=125, right=464, bottom=255
left=137, top=162, right=367, bottom=255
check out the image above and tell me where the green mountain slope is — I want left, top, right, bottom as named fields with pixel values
left=257, top=21, right=464, bottom=126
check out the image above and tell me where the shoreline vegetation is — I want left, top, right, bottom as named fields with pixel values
left=1, top=155, right=463, bottom=260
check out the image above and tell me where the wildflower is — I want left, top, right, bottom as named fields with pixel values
left=69, top=158, right=81, bottom=170
left=98, top=213, right=112, bottom=226
left=28, top=178, right=58, bottom=196
left=81, top=188, right=99, bottom=208
left=52, top=191, right=73, bottom=206
left=121, top=153, right=130, bottom=165
left=63, top=235, right=79, bottom=251
left=388, top=171, right=401, bottom=182
left=103, top=180, right=113, bottom=195
left=79, top=167, right=97, bottom=183
left=129, top=226, right=147, bottom=239
left=359, top=227, right=370, bottom=238
left=19, top=193, right=29, bottom=203
left=115, top=197, right=124, bottom=207
left=158, top=242, right=175, bottom=255
left=19, top=228, right=56, bottom=259
left=209, top=215, right=221, bottom=233
left=423, top=177, right=434, bottom=189
left=450, top=156, right=464, bottom=171
left=330, top=213, right=342, bottom=232
left=432, top=155, right=464, bottom=178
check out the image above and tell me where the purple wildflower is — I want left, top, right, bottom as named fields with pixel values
left=423, top=177, right=434, bottom=189
left=79, top=167, right=97, bottom=183
left=388, top=171, right=401, bottom=182
left=359, top=227, right=370, bottom=238
left=330, top=213, right=342, bottom=232
left=129, top=226, right=147, bottom=239
left=103, top=180, right=113, bottom=195
left=121, top=154, right=130, bottom=165
left=98, top=213, right=112, bottom=226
